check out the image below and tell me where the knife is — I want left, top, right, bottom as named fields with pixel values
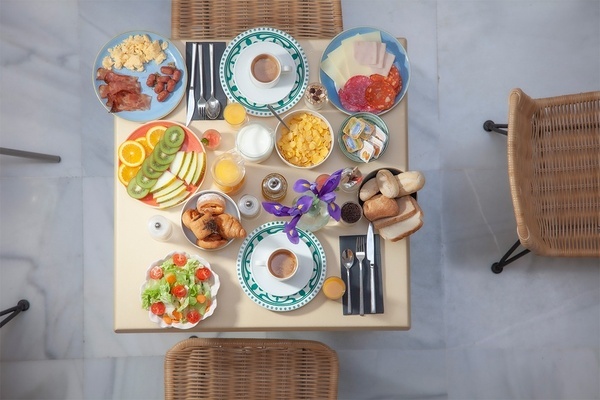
left=367, top=222, right=376, bottom=313
left=185, top=43, right=197, bottom=126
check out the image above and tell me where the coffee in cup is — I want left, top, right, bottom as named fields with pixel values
left=266, top=248, right=298, bottom=281
left=250, top=53, right=292, bottom=89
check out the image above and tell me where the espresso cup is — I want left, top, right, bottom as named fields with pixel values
left=250, top=53, right=292, bottom=89
left=257, top=248, right=298, bottom=281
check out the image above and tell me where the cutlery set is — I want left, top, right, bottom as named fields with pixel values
left=185, top=42, right=224, bottom=126
left=340, top=224, right=381, bottom=316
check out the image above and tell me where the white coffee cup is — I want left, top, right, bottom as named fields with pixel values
left=256, top=248, right=299, bottom=281
left=250, top=53, right=292, bottom=89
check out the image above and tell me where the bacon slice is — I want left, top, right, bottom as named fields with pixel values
left=96, top=68, right=150, bottom=112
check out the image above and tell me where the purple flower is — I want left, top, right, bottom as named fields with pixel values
left=262, top=169, right=344, bottom=243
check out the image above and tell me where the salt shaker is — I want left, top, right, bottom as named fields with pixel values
left=261, top=173, right=288, bottom=202
left=147, top=215, right=173, bottom=241
left=238, top=194, right=261, bottom=219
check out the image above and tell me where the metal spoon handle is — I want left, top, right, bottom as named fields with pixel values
left=346, top=268, right=351, bottom=313
left=209, top=43, right=215, bottom=97
left=266, top=104, right=290, bottom=130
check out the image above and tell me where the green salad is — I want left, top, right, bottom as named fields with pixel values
left=141, top=252, right=214, bottom=326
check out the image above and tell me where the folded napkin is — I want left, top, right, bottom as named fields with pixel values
left=339, top=234, right=384, bottom=315
left=185, top=42, right=228, bottom=120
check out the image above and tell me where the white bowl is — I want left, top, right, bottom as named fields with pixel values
left=274, top=109, right=334, bottom=169
left=235, top=122, right=274, bottom=163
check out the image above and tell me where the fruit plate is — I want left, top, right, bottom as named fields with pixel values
left=140, top=251, right=220, bottom=329
left=93, top=31, right=187, bottom=123
left=118, top=120, right=206, bottom=209
left=180, top=190, right=242, bottom=251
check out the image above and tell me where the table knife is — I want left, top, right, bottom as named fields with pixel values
left=185, top=43, right=197, bottom=126
left=367, top=222, right=376, bottom=313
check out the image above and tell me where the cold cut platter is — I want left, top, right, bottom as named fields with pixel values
left=319, top=27, right=410, bottom=115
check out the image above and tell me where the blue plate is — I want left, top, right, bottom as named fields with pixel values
left=93, top=31, right=187, bottom=122
left=319, top=27, right=410, bottom=115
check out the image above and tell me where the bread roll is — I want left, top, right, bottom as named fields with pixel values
left=376, top=169, right=400, bottom=198
left=196, top=193, right=226, bottom=214
left=359, top=177, right=379, bottom=202
left=363, top=194, right=399, bottom=221
left=373, top=196, right=420, bottom=229
left=395, top=171, right=425, bottom=197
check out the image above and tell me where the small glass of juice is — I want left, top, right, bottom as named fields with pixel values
left=223, top=102, right=248, bottom=129
left=210, top=150, right=246, bottom=194
left=201, top=129, right=221, bottom=150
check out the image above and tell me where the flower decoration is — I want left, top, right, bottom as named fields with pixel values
left=263, top=169, right=344, bottom=243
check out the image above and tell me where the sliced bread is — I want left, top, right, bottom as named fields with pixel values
left=373, top=196, right=420, bottom=229
left=378, top=209, right=423, bottom=242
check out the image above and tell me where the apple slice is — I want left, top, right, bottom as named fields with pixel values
left=183, top=152, right=198, bottom=185
left=154, top=183, right=187, bottom=204
left=150, top=170, right=177, bottom=193
left=176, top=152, right=193, bottom=181
left=169, top=151, right=186, bottom=176
left=157, top=190, right=190, bottom=209
left=152, top=179, right=185, bottom=199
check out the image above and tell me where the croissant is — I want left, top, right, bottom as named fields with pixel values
left=216, top=213, right=247, bottom=239
left=182, top=209, right=218, bottom=240
left=197, top=234, right=228, bottom=249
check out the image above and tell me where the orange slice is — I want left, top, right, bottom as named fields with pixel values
left=135, top=136, right=153, bottom=155
left=118, top=140, right=146, bottom=167
left=146, top=125, right=167, bottom=149
left=118, top=163, right=141, bottom=186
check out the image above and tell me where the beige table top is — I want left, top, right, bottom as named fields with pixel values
left=114, top=38, right=410, bottom=332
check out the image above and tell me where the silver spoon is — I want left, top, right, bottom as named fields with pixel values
left=266, top=104, right=290, bottom=130
left=341, top=248, right=354, bottom=314
left=206, top=43, right=221, bottom=120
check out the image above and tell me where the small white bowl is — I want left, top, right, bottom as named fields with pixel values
left=235, top=122, right=274, bottom=163
left=274, top=109, right=334, bottom=169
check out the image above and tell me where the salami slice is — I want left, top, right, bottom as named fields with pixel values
left=365, top=80, right=396, bottom=111
left=338, top=75, right=371, bottom=111
left=387, top=65, right=402, bottom=95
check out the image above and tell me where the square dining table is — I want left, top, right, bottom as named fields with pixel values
left=113, top=38, right=410, bottom=332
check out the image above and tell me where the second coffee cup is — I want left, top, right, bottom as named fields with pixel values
left=265, top=248, right=298, bottom=281
left=250, top=53, right=292, bottom=89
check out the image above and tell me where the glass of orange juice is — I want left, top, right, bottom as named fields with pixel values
left=211, top=150, right=246, bottom=194
left=223, top=102, right=248, bottom=129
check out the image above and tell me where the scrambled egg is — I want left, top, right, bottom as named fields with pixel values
left=102, top=34, right=168, bottom=72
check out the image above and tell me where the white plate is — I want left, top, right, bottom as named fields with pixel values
left=250, top=232, right=314, bottom=296
left=234, top=42, right=296, bottom=105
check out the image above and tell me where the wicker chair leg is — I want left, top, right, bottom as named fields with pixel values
left=483, top=120, right=508, bottom=135
left=491, top=239, right=530, bottom=274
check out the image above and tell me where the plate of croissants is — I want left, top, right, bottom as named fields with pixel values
left=181, top=190, right=247, bottom=251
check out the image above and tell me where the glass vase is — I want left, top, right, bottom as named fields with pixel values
left=295, top=195, right=331, bottom=232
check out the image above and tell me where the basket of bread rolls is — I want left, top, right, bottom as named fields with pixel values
left=181, top=191, right=247, bottom=250
left=359, top=168, right=425, bottom=241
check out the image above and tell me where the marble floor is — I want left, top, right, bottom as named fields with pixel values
left=1, top=0, right=599, bottom=399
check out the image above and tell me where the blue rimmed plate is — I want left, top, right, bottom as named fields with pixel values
left=220, top=27, right=309, bottom=117
left=93, top=31, right=187, bottom=122
left=236, top=221, right=326, bottom=311
left=319, top=26, right=410, bottom=115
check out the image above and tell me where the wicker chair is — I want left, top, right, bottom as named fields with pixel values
left=164, top=338, right=339, bottom=400
left=171, top=0, right=343, bottom=40
left=484, top=88, right=600, bottom=273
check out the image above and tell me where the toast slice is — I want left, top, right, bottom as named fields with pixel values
left=373, top=196, right=420, bottom=229
left=378, top=209, right=424, bottom=242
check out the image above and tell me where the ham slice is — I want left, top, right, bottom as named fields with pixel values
left=96, top=67, right=151, bottom=112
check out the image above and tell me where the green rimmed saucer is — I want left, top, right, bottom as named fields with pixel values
left=219, top=27, right=309, bottom=117
left=236, top=221, right=326, bottom=312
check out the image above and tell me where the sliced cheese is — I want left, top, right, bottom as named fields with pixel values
left=354, top=41, right=378, bottom=65
left=341, top=32, right=382, bottom=77
left=320, top=56, right=346, bottom=90
left=370, top=51, right=395, bottom=77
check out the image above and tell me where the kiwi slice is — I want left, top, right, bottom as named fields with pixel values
left=135, top=172, right=158, bottom=189
left=141, top=158, right=163, bottom=179
left=158, top=138, right=180, bottom=155
left=126, top=179, right=150, bottom=199
left=162, top=126, right=186, bottom=149
left=147, top=156, right=171, bottom=172
left=152, top=149, right=177, bottom=165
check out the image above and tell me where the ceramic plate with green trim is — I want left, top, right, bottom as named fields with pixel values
left=236, top=221, right=326, bottom=311
left=219, top=27, right=309, bottom=117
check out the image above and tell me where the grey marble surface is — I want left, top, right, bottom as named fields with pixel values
left=1, top=0, right=599, bottom=399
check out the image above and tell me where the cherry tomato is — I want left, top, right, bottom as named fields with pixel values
left=150, top=302, right=166, bottom=315
left=171, top=284, right=187, bottom=298
left=186, top=309, right=201, bottom=324
left=195, top=267, right=212, bottom=281
left=149, top=266, right=163, bottom=280
left=172, top=253, right=187, bottom=267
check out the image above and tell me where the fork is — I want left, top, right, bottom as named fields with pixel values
left=355, top=236, right=366, bottom=316
left=196, top=43, right=207, bottom=120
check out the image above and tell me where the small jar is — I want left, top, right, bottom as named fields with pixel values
left=340, top=166, right=363, bottom=192
left=323, top=276, right=346, bottom=300
left=261, top=173, right=287, bottom=202
left=340, top=201, right=363, bottom=225
left=238, top=194, right=261, bottom=219
left=236, top=123, right=274, bottom=163
left=304, top=82, right=328, bottom=110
